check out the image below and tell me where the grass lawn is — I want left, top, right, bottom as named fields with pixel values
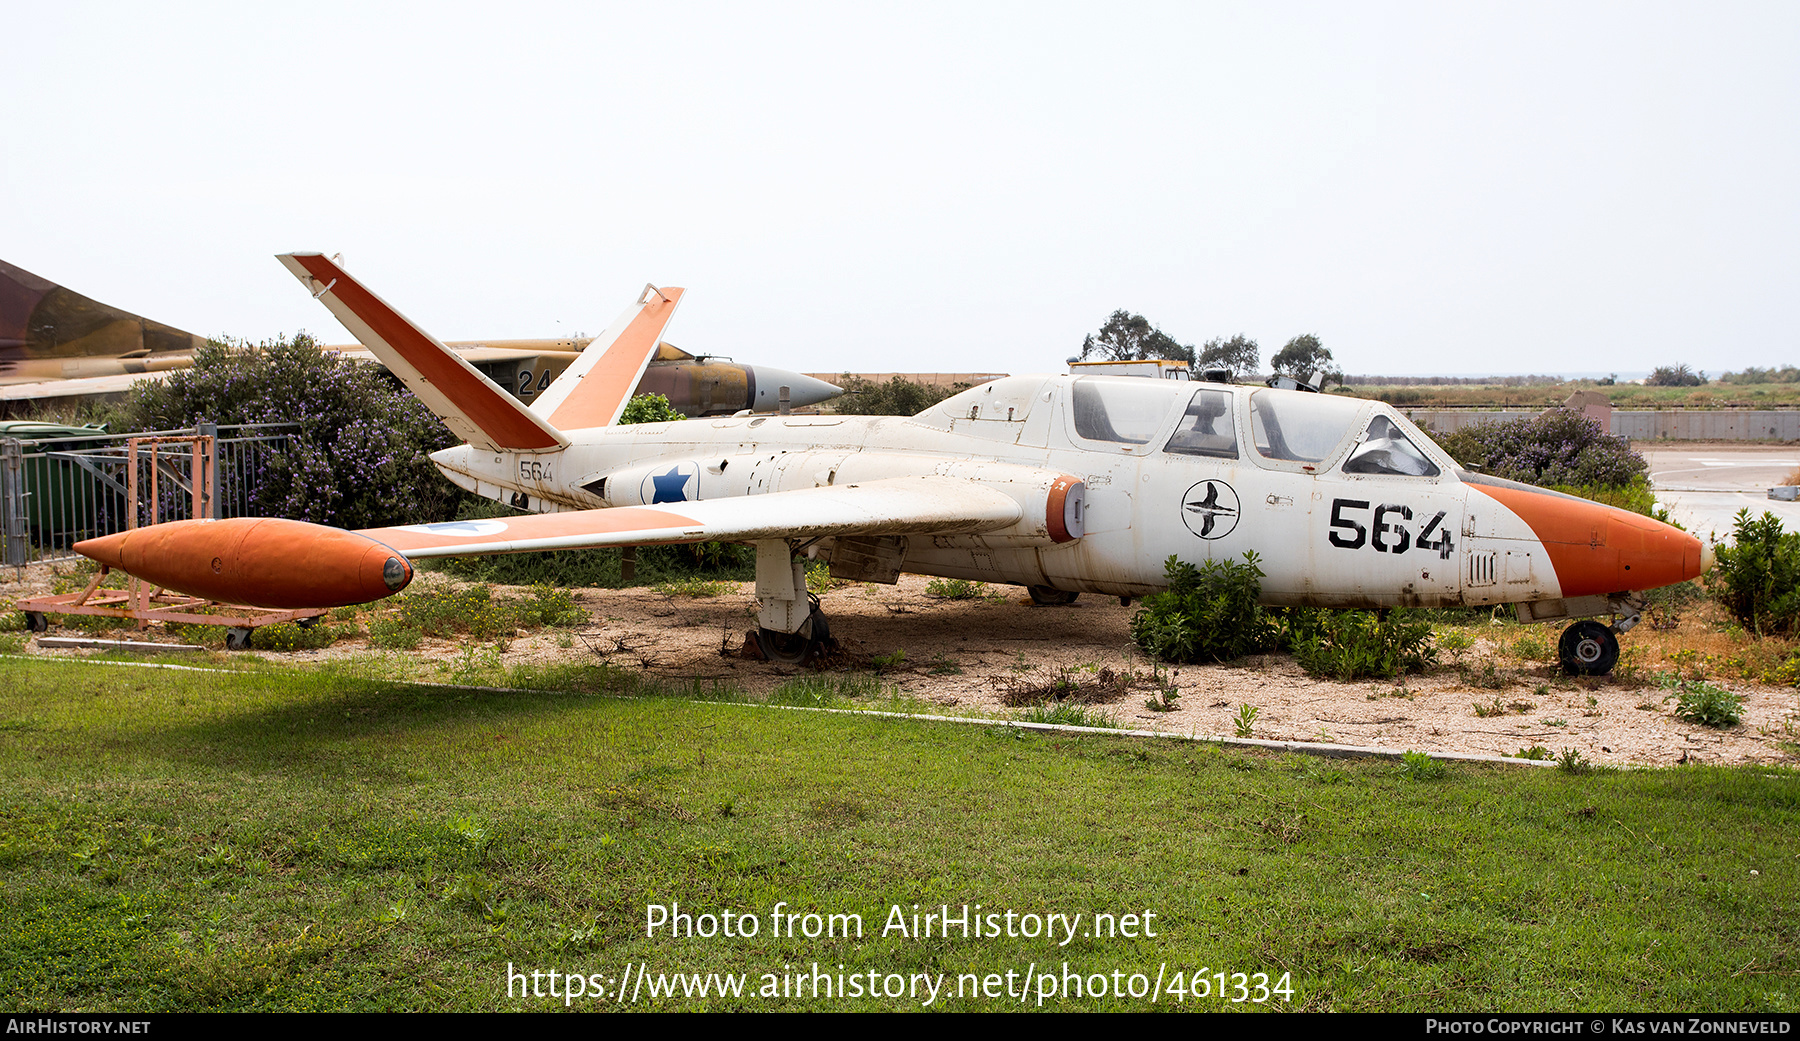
left=0, top=656, right=1795, bottom=1011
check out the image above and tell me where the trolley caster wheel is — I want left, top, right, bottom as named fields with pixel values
left=23, top=612, right=48, bottom=633
left=225, top=627, right=254, bottom=651
left=1558, top=620, right=1619, bottom=676
left=1027, top=585, right=1080, bottom=606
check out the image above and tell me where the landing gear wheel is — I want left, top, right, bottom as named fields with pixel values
left=1027, top=585, right=1079, bottom=606
left=224, top=627, right=253, bottom=651
left=296, top=615, right=321, bottom=630
left=23, top=612, right=48, bottom=633
left=757, top=607, right=832, bottom=665
left=1558, top=620, right=1619, bottom=676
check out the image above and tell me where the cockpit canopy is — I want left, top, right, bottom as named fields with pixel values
left=919, top=375, right=1448, bottom=478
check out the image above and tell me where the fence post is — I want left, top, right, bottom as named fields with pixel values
left=0, top=439, right=26, bottom=568
left=196, top=421, right=218, bottom=519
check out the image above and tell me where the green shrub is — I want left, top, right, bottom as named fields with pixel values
left=618, top=393, right=682, bottom=425
left=368, top=618, right=422, bottom=650
left=516, top=584, right=587, bottom=627
left=122, top=334, right=464, bottom=529
left=246, top=621, right=348, bottom=652
left=830, top=376, right=966, bottom=416
left=1662, top=676, right=1744, bottom=728
left=1131, top=554, right=1282, bottom=664
left=1286, top=608, right=1437, bottom=681
left=1433, top=408, right=1646, bottom=488
left=1707, top=510, right=1800, bottom=636
left=1545, top=477, right=1658, bottom=518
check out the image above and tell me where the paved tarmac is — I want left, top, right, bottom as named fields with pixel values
left=1638, top=444, right=1800, bottom=540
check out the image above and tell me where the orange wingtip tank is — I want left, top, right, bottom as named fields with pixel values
left=73, top=518, right=412, bottom=609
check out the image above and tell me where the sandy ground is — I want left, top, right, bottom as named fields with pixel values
left=9, top=563, right=1799, bottom=769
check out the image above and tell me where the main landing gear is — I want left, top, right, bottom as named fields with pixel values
left=1027, top=585, right=1079, bottom=606
left=756, top=601, right=832, bottom=664
left=751, top=540, right=836, bottom=664
left=1557, top=601, right=1640, bottom=677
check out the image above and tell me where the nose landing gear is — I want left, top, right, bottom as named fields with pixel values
left=1557, top=601, right=1640, bottom=676
left=1558, top=620, right=1618, bottom=675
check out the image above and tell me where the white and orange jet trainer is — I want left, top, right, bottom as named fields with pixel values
left=73, top=254, right=1706, bottom=674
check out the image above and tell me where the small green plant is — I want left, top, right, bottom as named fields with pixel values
left=1509, top=745, right=1553, bottom=761
left=1399, top=750, right=1446, bottom=781
left=1144, top=683, right=1181, bottom=712
left=926, top=654, right=963, bottom=675
left=926, top=577, right=997, bottom=601
left=519, top=584, right=586, bottom=627
left=654, top=577, right=734, bottom=598
left=1018, top=702, right=1120, bottom=729
left=1234, top=704, right=1259, bottom=738
left=1557, top=748, right=1593, bottom=774
left=1511, top=634, right=1549, bottom=661
left=870, top=649, right=907, bottom=674
left=1436, top=629, right=1475, bottom=661
left=805, top=561, right=851, bottom=594
left=1661, top=676, right=1745, bottom=728
left=368, top=617, right=423, bottom=650
left=1544, top=718, right=1568, bottom=727
left=1462, top=662, right=1518, bottom=690
left=1473, top=697, right=1506, bottom=718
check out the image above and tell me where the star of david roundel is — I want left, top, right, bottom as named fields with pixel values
left=1180, top=479, right=1241, bottom=540
left=641, top=462, right=698, bottom=504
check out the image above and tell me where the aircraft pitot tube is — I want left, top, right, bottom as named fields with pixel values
left=73, top=518, right=413, bottom=609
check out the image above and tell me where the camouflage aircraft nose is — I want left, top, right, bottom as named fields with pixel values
left=748, top=368, right=842, bottom=410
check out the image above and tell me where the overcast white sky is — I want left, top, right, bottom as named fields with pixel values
left=5, top=2, right=1796, bottom=377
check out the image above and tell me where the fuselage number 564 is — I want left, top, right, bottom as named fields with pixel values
left=1328, top=498, right=1454, bottom=559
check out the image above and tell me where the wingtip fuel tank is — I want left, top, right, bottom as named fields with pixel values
left=73, top=518, right=413, bottom=609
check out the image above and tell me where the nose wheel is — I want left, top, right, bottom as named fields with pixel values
left=1558, top=620, right=1619, bottom=676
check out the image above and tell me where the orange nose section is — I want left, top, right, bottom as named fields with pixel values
left=74, top=518, right=413, bottom=609
left=1608, top=512, right=1705, bottom=593
left=1467, top=481, right=1704, bottom=598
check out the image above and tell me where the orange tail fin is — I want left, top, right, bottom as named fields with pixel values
left=277, top=252, right=568, bottom=452
left=530, top=284, right=686, bottom=429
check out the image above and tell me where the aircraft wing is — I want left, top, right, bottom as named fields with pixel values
left=359, top=476, right=1023, bottom=558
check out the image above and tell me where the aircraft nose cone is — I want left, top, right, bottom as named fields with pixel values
left=749, top=368, right=843, bottom=410
left=1609, top=513, right=1706, bottom=590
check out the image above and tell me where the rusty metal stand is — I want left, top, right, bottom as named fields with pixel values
left=13, top=433, right=326, bottom=648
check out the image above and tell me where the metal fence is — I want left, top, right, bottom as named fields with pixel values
left=0, top=423, right=297, bottom=566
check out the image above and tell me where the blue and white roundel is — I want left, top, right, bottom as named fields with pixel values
left=641, top=462, right=698, bottom=504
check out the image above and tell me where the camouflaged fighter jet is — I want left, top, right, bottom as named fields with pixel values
left=73, top=253, right=1706, bottom=673
left=0, top=257, right=838, bottom=416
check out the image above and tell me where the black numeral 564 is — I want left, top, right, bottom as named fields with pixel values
left=1328, top=498, right=1453, bottom=559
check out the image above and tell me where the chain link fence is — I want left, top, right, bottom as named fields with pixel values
left=0, top=423, right=297, bottom=566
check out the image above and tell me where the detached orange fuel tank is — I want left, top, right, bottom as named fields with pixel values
left=73, top=518, right=412, bottom=609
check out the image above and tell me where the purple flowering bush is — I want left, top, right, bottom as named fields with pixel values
left=123, top=335, right=465, bottom=529
left=1433, top=409, right=1647, bottom=489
